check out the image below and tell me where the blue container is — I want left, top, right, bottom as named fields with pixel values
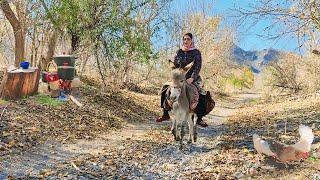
left=20, top=61, right=30, bottom=69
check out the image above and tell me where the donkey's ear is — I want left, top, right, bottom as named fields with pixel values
left=181, top=61, right=194, bottom=73
left=168, top=59, right=177, bottom=69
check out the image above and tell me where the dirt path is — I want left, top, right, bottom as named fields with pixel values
left=0, top=92, right=261, bottom=178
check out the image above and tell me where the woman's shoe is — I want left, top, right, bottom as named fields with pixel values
left=156, top=115, right=170, bottom=122
left=197, top=120, right=208, bottom=127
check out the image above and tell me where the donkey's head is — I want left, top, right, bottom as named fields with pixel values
left=169, top=62, right=193, bottom=103
left=170, top=69, right=185, bottom=102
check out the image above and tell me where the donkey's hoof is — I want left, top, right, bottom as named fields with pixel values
left=171, top=129, right=176, bottom=136
left=175, top=136, right=181, bottom=141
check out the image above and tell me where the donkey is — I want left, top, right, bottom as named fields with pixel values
left=169, top=66, right=199, bottom=149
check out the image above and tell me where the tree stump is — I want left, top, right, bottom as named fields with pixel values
left=0, top=67, right=40, bottom=100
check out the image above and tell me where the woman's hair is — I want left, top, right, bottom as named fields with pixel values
left=183, top=33, right=193, bottom=40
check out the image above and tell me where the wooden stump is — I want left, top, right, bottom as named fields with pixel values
left=0, top=67, right=40, bottom=100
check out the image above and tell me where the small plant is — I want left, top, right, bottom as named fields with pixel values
left=243, top=67, right=254, bottom=88
left=226, top=67, right=255, bottom=91
left=36, top=94, right=63, bottom=106
left=307, top=156, right=318, bottom=162
left=228, top=75, right=245, bottom=90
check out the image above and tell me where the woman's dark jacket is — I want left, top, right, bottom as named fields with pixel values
left=173, top=49, right=202, bottom=81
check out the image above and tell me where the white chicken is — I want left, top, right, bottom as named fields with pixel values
left=253, top=125, right=314, bottom=162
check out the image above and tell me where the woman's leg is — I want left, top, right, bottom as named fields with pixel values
left=195, top=94, right=208, bottom=127
left=192, top=78, right=208, bottom=127
left=196, top=94, right=206, bottom=117
left=156, top=85, right=171, bottom=122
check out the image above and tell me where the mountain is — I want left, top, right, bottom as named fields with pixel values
left=230, top=45, right=282, bottom=73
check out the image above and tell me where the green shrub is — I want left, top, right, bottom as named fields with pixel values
left=36, top=94, right=63, bottom=106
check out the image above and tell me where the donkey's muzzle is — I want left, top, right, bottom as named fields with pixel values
left=169, top=95, right=178, bottom=102
left=169, top=86, right=181, bottom=103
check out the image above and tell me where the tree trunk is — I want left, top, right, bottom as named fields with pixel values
left=79, top=52, right=89, bottom=77
left=122, top=59, right=131, bottom=83
left=0, top=68, right=40, bottom=100
left=41, top=30, right=58, bottom=70
left=30, top=22, right=37, bottom=66
left=71, top=32, right=80, bottom=54
left=0, top=0, right=25, bottom=67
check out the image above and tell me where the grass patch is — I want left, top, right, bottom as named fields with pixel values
left=35, top=94, right=63, bottom=106
left=0, top=99, right=8, bottom=105
left=307, top=156, right=318, bottom=162
left=248, top=98, right=262, bottom=105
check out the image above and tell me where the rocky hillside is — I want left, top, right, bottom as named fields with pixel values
left=230, top=45, right=282, bottom=73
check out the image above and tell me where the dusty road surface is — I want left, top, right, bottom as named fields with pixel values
left=5, top=91, right=316, bottom=179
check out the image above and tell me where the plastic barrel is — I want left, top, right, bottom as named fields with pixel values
left=54, top=55, right=76, bottom=80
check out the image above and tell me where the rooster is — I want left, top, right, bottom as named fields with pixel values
left=253, top=125, right=314, bottom=162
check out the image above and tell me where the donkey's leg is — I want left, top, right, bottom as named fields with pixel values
left=176, top=119, right=182, bottom=142
left=193, top=114, right=198, bottom=142
left=171, top=119, right=178, bottom=141
left=175, top=119, right=181, bottom=141
left=179, top=118, right=185, bottom=150
left=187, top=114, right=194, bottom=144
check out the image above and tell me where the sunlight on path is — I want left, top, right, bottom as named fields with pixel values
left=207, top=91, right=262, bottom=126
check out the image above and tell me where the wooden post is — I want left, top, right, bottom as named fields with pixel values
left=0, top=67, right=40, bottom=100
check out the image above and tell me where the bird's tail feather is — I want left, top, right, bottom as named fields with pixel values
left=299, top=125, right=314, bottom=144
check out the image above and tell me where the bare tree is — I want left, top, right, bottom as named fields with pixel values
left=233, top=0, right=319, bottom=51
left=0, top=0, right=26, bottom=66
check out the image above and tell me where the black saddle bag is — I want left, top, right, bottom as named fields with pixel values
left=204, top=91, right=215, bottom=115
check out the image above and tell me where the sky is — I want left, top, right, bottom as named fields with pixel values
left=169, top=0, right=301, bottom=53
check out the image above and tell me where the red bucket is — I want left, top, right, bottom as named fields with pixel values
left=42, top=72, right=59, bottom=82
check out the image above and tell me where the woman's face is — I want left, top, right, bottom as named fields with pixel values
left=183, top=35, right=192, bottom=47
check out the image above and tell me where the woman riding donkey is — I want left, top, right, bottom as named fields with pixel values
left=156, top=33, right=209, bottom=127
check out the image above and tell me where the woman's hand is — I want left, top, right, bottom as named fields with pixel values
left=186, top=78, right=194, bottom=84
